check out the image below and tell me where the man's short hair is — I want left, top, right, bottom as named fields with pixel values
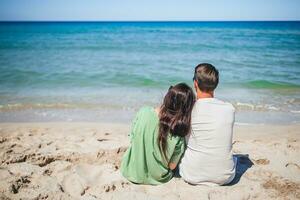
left=193, top=63, right=219, bottom=92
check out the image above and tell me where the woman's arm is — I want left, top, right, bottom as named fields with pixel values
left=168, top=138, right=186, bottom=170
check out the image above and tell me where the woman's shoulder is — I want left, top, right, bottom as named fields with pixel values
left=136, top=106, right=157, bottom=118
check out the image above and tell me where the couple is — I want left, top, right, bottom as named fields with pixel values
left=121, top=63, right=237, bottom=186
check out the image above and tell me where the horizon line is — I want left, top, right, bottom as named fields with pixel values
left=0, top=20, right=300, bottom=23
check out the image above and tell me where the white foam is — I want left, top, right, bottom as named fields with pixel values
left=234, top=122, right=264, bottom=126
left=290, top=110, right=300, bottom=114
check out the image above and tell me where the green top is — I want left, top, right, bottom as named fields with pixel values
left=120, top=106, right=186, bottom=185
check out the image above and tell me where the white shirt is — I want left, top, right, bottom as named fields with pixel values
left=179, top=98, right=236, bottom=185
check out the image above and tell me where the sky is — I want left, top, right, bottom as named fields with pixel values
left=0, top=0, right=300, bottom=21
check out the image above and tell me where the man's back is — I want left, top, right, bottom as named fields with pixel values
left=179, top=98, right=236, bottom=185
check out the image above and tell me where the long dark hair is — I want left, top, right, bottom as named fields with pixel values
left=158, top=83, right=195, bottom=160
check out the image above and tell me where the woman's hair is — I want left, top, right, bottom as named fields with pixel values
left=158, top=83, right=195, bottom=160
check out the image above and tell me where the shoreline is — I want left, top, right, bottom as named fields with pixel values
left=1, top=120, right=300, bottom=126
left=0, top=109, right=299, bottom=125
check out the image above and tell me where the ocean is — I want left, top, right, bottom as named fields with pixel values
left=0, top=21, right=299, bottom=124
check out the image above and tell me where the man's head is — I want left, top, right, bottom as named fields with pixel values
left=193, top=63, right=219, bottom=93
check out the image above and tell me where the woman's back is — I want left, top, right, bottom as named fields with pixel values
left=121, top=106, right=185, bottom=185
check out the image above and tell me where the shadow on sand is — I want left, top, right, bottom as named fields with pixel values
left=226, top=154, right=254, bottom=185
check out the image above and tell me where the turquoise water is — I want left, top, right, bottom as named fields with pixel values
left=0, top=22, right=300, bottom=123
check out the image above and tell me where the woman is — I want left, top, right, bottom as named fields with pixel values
left=120, top=83, right=195, bottom=185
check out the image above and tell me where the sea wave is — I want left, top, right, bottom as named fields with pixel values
left=232, top=102, right=300, bottom=113
left=0, top=102, right=129, bottom=111
left=0, top=103, right=77, bottom=111
left=243, top=80, right=300, bottom=90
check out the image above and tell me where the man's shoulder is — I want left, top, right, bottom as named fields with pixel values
left=214, top=99, right=235, bottom=112
left=195, top=98, right=235, bottom=112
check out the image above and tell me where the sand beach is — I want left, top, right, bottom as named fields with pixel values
left=0, top=122, right=299, bottom=199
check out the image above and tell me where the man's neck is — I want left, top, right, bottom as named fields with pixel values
left=197, top=91, right=214, bottom=100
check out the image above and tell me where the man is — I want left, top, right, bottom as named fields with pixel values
left=179, top=63, right=237, bottom=186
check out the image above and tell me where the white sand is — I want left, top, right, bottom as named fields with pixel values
left=0, top=122, right=299, bottom=199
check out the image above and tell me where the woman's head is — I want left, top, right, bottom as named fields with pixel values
left=158, top=83, right=195, bottom=159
